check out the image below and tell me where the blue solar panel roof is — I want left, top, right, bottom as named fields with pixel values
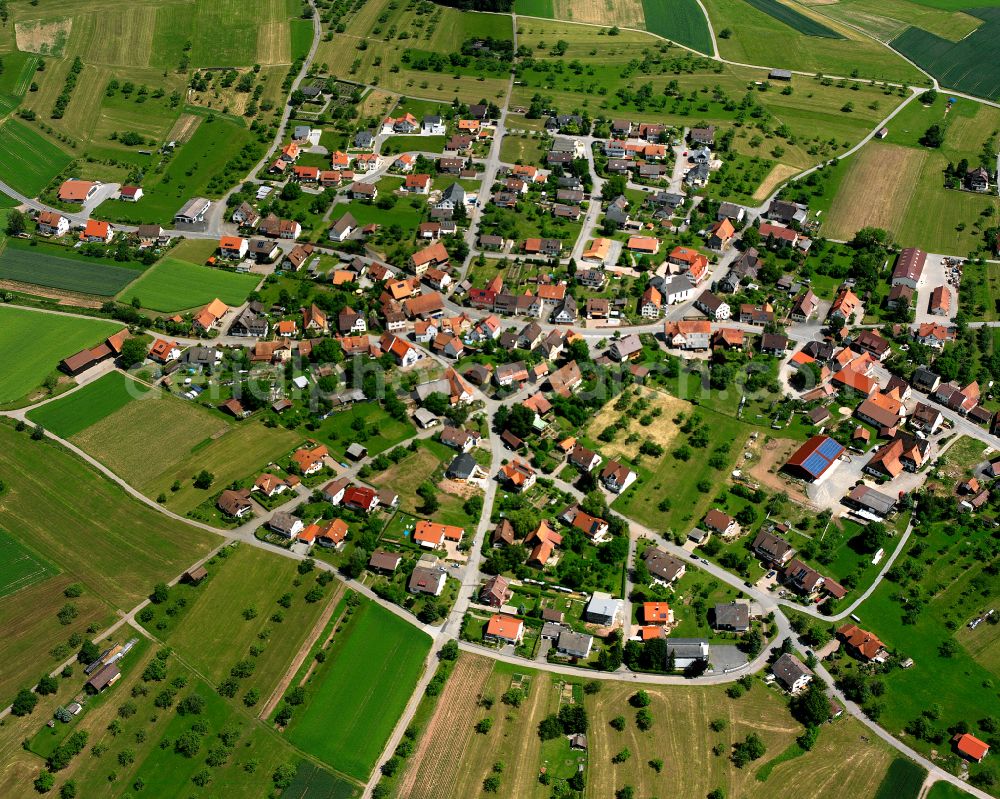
left=817, top=437, right=843, bottom=459
left=801, top=453, right=828, bottom=477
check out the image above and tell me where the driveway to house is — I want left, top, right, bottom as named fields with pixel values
left=667, top=128, right=689, bottom=195
left=913, top=252, right=959, bottom=326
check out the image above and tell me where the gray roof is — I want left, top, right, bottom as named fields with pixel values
left=181, top=346, right=220, bottom=366
left=713, top=601, right=750, bottom=630
left=665, top=638, right=710, bottom=659
left=586, top=591, right=622, bottom=620
left=541, top=621, right=566, bottom=638
left=557, top=629, right=593, bottom=657
left=772, top=653, right=812, bottom=689
left=269, top=511, right=299, bottom=534
left=442, top=183, right=465, bottom=203
left=446, top=452, right=478, bottom=480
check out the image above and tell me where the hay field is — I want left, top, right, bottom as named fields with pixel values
left=754, top=163, right=800, bottom=200
left=14, top=18, right=71, bottom=56
left=394, top=657, right=497, bottom=799
left=75, top=6, right=158, bottom=68
left=822, top=143, right=926, bottom=240
left=587, top=389, right=688, bottom=461
left=551, top=0, right=647, bottom=27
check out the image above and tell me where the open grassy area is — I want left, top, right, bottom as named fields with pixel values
left=69, top=393, right=302, bottom=513
left=283, top=599, right=431, bottom=780
left=840, top=514, right=1000, bottom=758
left=164, top=545, right=343, bottom=704
left=3, top=637, right=358, bottom=799
left=0, top=118, right=73, bottom=197
left=0, top=423, right=215, bottom=609
left=314, top=402, right=416, bottom=461
left=872, top=758, right=927, bottom=799
left=120, top=257, right=260, bottom=312
left=27, top=372, right=151, bottom=437
left=0, top=238, right=144, bottom=296
left=0, top=305, right=121, bottom=405
left=642, top=0, right=714, bottom=53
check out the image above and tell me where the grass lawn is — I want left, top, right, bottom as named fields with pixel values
left=126, top=112, right=256, bottom=225
left=27, top=372, right=151, bottom=437
left=614, top=406, right=754, bottom=535
left=283, top=598, right=431, bottom=780
left=165, top=545, right=343, bottom=703
left=0, top=118, right=72, bottom=196
left=0, top=528, right=57, bottom=599
left=314, top=402, right=415, bottom=461
left=0, top=305, right=121, bottom=406
left=10, top=638, right=358, bottom=799
left=120, top=257, right=260, bottom=313
left=499, top=133, right=547, bottom=164
left=927, top=782, right=973, bottom=799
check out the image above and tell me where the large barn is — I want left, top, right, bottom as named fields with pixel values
left=783, top=435, right=845, bottom=483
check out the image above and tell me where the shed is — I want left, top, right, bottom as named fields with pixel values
left=183, top=566, right=208, bottom=585
left=345, top=443, right=368, bottom=461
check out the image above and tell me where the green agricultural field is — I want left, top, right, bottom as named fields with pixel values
left=812, top=0, right=982, bottom=42
left=0, top=423, right=214, bottom=702
left=0, top=119, right=73, bottom=197
left=642, top=0, right=715, bottom=53
left=0, top=305, right=121, bottom=405
left=67, top=391, right=301, bottom=513
left=0, top=423, right=215, bottom=609
left=283, top=599, right=431, bottom=780
left=892, top=8, right=1000, bottom=101
left=0, top=51, right=38, bottom=115
left=514, top=0, right=555, bottom=16
left=0, top=528, right=57, bottom=599
left=27, top=372, right=150, bottom=437
left=872, top=758, right=926, bottom=799
left=743, top=0, right=843, bottom=37
left=12, top=640, right=356, bottom=799
left=701, top=0, right=923, bottom=82
left=0, top=239, right=144, bottom=296
left=395, top=655, right=897, bottom=799
left=290, top=18, right=314, bottom=60
left=120, top=258, right=259, bottom=312
left=165, top=545, right=343, bottom=703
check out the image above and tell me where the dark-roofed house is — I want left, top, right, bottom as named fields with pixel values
left=369, top=549, right=402, bottom=574
left=643, top=547, right=686, bottom=584
left=480, top=575, right=512, bottom=608
left=713, top=601, right=750, bottom=633
left=217, top=489, right=253, bottom=518
left=845, top=484, right=896, bottom=517
left=665, top=639, right=710, bottom=670
left=557, top=630, right=594, bottom=659
left=409, top=565, right=446, bottom=596
left=752, top=530, right=796, bottom=565
left=891, top=247, right=926, bottom=289
left=86, top=663, right=121, bottom=693
left=771, top=653, right=813, bottom=692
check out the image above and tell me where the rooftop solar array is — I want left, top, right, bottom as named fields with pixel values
left=817, top=437, right=844, bottom=460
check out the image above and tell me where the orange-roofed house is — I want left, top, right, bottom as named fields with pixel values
left=413, top=520, right=465, bottom=549
left=291, top=444, right=329, bottom=476
left=583, top=237, right=612, bottom=263
left=411, top=241, right=449, bottom=274
left=379, top=333, right=421, bottom=367
left=404, top=173, right=432, bottom=194
left=667, top=246, right=710, bottom=281
left=643, top=602, right=674, bottom=625
left=281, top=141, right=300, bottom=161
left=836, top=623, right=888, bottom=662
left=317, top=518, right=349, bottom=549
left=640, top=626, right=665, bottom=641
left=58, top=180, right=98, bottom=203
left=81, top=219, right=114, bottom=243
left=276, top=320, right=298, bottom=338
left=331, top=150, right=350, bottom=168
left=708, top=218, right=735, bottom=250
left=192, top=298, right=229, bottom=332
left=219, top=236, right=248, bottom=259
left=953, top=733, right=990, bottom=763
left=296, top=524, right=321, bottom=546
left=458, top=119, right=480, bottom=131
left=500, top=459, right=536, bottom=491
left=292, top=165, right=319, bottom=182
left=37, top=210, right=69, bottom=236
left=627, top=236, right=660, bottom=254
left=485, top=614, right=524, bottom=644
left=148, top=339, right=179, bottom=363
left=829, top=288, right=861, bottom=321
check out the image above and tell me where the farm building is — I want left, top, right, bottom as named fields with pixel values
left=783, top=436, right=845, bottom=483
